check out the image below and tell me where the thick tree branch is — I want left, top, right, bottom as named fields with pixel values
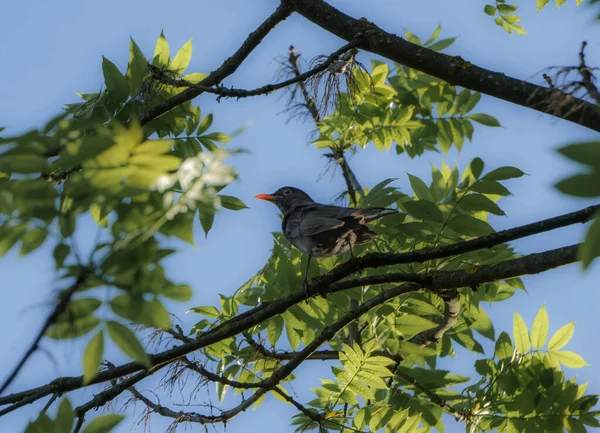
left=285, top=0, right=600, bottom=132
left=328, top=244, right=578, bottom=293
left=0, top=205, right=594, bottom=411
left=140, top=3, right=292, bottom=125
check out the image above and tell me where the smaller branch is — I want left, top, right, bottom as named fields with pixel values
left=409, top=292, right=460, bottom=347
left=271, top=387, right=325, bottom=423
left=75, top=370, right=151, bottom=417
left=129, top=384, right=264, bottom=425
left=395, top=370, right=469, bottom=422
left=287, top=45, right=321, bottom=122
left=0, top=272, right=89, bottom=396
left=152, top=41, right=360, bottom=101
left=182, top=358, right=261, bottom=389
left=140, top=3, right=293, bottom=124
left=578, top=41, right=600, bottom=104
left=40, top=393, right=59, bottom=415
left=72, top=415, right=85, bottom=433
left=245, top=337, right=401, bottom=363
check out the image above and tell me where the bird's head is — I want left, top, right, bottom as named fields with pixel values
left=255, top=186, right=314, bottom=214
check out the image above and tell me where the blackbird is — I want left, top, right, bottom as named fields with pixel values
left=255, top=186, right=397, bottom=290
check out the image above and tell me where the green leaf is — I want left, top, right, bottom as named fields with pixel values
left=59, top=136, right=116, bottom=170
left=202, top=132, right=230, bottom=142
left=197, top=113, right=213, bottom=135
left=548, top=322, right=575, bottom=351
left=459, top=193, right=505, bottom=216
left=424, top=25, right=442, bottom=46
left=19, top=227, right=49, bottom=256
left=462, top=92, right=481, bottom=114
left=557, top=141, right=600, bottom=166
left=55, top=398, right=74, bottom=433
left=147, top=298, right=171, bottom=329
left=483, top=166, right=525, bottom=181
left=102, top=57, right=129, bottom=103
left=126, top=38, right=148, bottom=96
left=470, top=157, right=484, bottom=179
left=170, top=39, right=192, bottom=74
left=467, top=113, right=501, bottom=127
left=447, top=214, right=494, bottom=236
left=403, top=200, right=443, bottom=223
left=106, top=321, right=151, bottom=368
left=537, top=0, right=551, bottom=11
left=160, top=211, right=194, bottom=244
left=470, top=180, right=511, bottom=196
left=472, top=307, right=495, bottom=340
left=407, top=174, right=434, bottom=201
left=199, top=209, right=214, bottom=237
left=0, top=154, right=50, bottom=173
left=219, top=195, right=248, bottom=211
left=268, top=316, right=284, bottom=346
left=81, top=414, right=125, bottom=433
left=579, top=216, right=600, bottom=269
left=395, top=314, right=438, bottom=337
left=498, top=3, right=518, bottom=13
left=556, top=173, right=600, bottom=197
left=53, top=243, right=70, bottom=270
left=495, top=331, right=514, bottom=359
left=83, top=331, right=104, bottom=384
left=553, top=350, right=589, bottom=368
left=513, top=312, right=531, bottom=353
left=428, top=37, right=456, bottom=52
left=46, top=316, right=100, bottom=339
left=152, top=31, right=170, bottom=67
left=159, top=284, right=193, bottom=301
left=189, top=305, right=220, bottom=318
left=531, top=306, right=549, bottom=350
left=484, top=5, right=497, bottom=15
left=57, top=298, right=102, bottom=323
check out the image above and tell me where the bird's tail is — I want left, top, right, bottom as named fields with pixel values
left=353, top=207, right=398, bottom=223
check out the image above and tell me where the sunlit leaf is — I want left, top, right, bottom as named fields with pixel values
left=106, top=321, right=151, bottom=368
left=83, top=330, right=104, bottom=384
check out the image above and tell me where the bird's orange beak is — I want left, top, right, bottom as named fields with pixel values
left=255, top=193, right=277, bottom=202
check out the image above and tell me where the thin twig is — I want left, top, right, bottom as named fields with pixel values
left=151, top=42, right=361, bottom=101
left=0, top=273, right=89, bottom=396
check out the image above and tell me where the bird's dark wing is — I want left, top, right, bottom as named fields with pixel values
left=284, top=204, right=353, bottom=238
left=285, top=204, right=396, bottom=238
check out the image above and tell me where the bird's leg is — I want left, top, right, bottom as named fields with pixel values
left=302, top=253, right=312, bottom=297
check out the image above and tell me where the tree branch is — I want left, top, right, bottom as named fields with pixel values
left=0, top=204, right=594, bottom=411
left=182, top=358, right=261, bottom=389
left=285, top=0, right=600, bottom=132
left=140, top=3, right=292, bottom=125
left=328, top=244, right=578, bottom=293
left=409, top=292, right=461, bottom=347
left=0, top=272, right=89, bottom=396
left=151, top=41, right=360, bottom=100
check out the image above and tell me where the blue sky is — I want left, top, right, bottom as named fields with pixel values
left=1, top=1, right=600, bottom=432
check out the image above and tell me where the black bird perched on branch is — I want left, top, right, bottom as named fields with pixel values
left=255, top=186, right=398, bottom=290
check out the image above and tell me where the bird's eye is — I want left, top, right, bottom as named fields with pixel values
left=283, top=188, right=291, bottom=196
